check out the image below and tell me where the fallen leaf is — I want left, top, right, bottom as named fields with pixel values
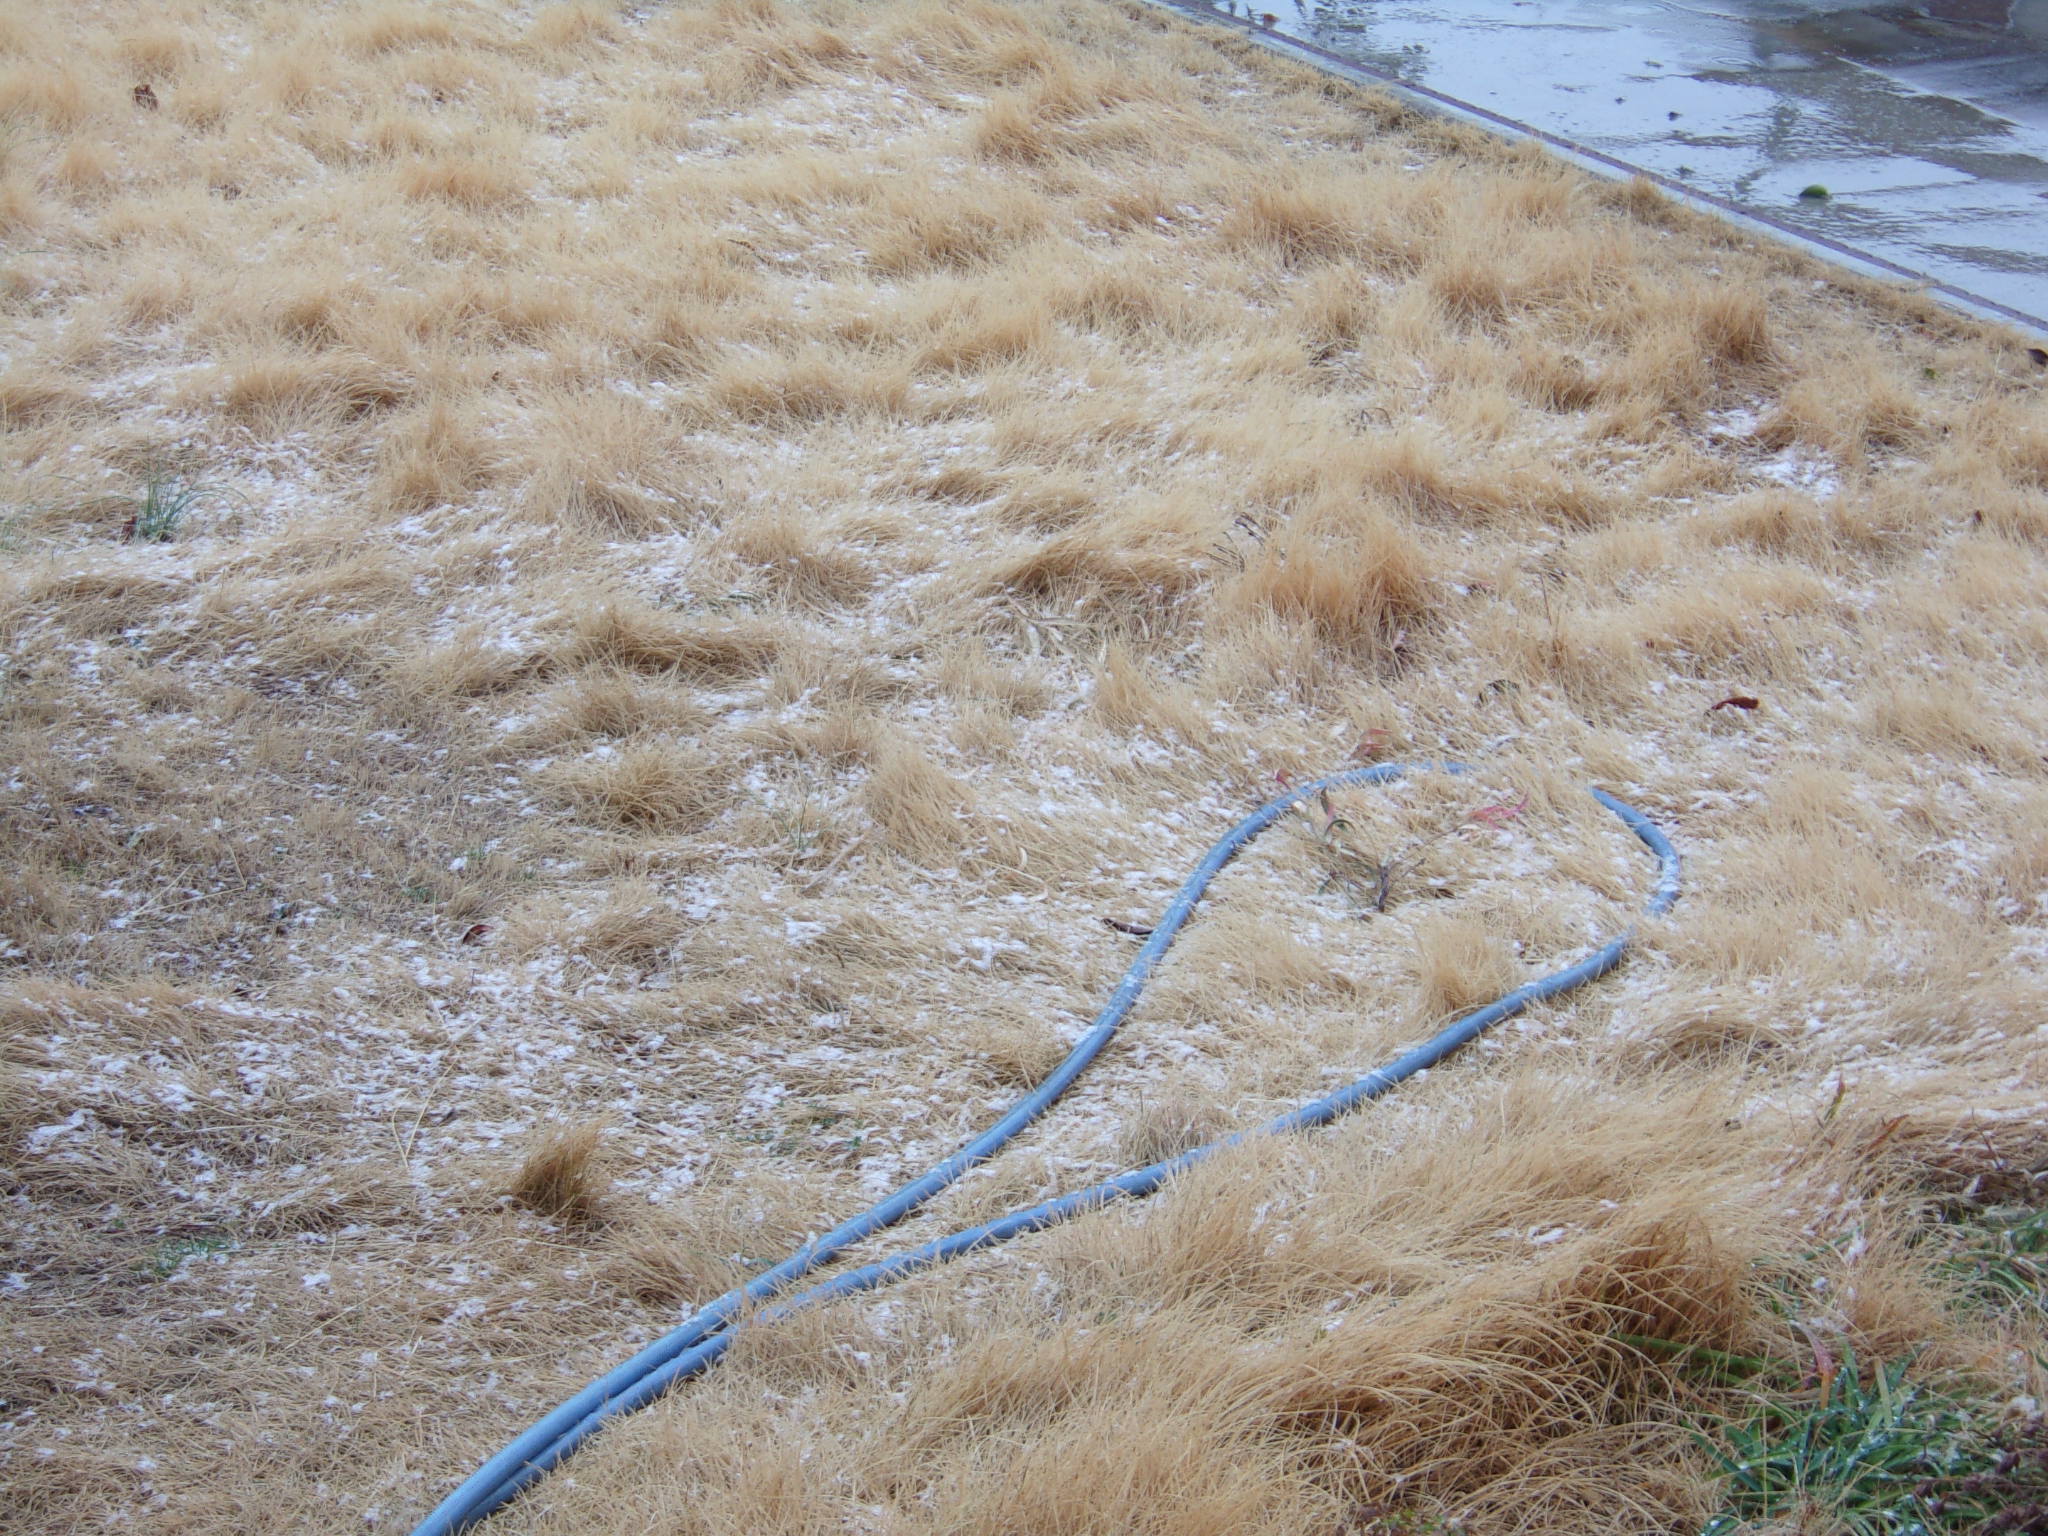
left=1795, top=1319, right=1838, bottom=1401
left=1469, top=795, right=1528, bottom=827
left=1708, top=695, right=1760, bottom=712
left=459, top=922, right=491, bottom=945
left=133, top=83, right=158, bottom=110
left=1101, top=917, right=1153, bottom=938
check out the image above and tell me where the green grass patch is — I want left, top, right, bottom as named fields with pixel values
left=135, top=1234, right=236, bottom=1279
left=1933, top=1206, right=2048, bottom=1320
left=1685, top=1210, right=2048, bottom=1534
left=1700, top=1350, right=2043, bottom=1535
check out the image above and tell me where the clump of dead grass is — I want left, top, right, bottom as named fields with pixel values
left=1117, top=1078, right=1229, bottom=1168
left=864, top=179, right=1048, bottom=275
left=861, top=734, right=974, bottom=861
left=1223, top=173, right=1364, bottom=266
left=573, top=880, right=694, bottom=969
left=515, top=393, right=707, bottom=534
left=571, top=601, right=779, bottom=680
left=711, top=351, right=911, bottom=427
left=507, top=1121, right=610, bottom=1226
left=397, top=147, right=529, bottom=211
left=1222, top=493, right=1433, bottom=658
left=1407, top=911, right=1524, bottom=1022
left=553, top=742, right=728, bottom=833
left=530, top=669, right=711, bottom=745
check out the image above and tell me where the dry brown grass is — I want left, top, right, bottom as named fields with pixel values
left=506, top=1121, right=611, bottom=1226
left=2, top=1, right=2045, bottom=1532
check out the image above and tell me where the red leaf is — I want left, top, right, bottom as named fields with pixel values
left=1351, top=728, right=1388, bottom=761
left=1469, top=795, right=1529, bottom=828
left=1708, top=695, right=1761, bottom=712
left=459, top=922, right=491, bottom=946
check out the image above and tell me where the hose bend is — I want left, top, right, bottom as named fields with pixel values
left=412, top=764, right=1679, bottom=1535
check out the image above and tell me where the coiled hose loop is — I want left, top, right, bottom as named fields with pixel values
left=413, top=764, right=1679, bottom=1534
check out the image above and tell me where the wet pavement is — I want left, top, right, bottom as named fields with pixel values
left=1225, top=0, right=2048, bottom=327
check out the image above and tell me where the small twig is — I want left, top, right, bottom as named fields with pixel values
left=1820, top=1074, right=1849, bottom=1129
left=799, top=834, right=866, bottom=897
left=396, top=1064, right=454, bottom=1183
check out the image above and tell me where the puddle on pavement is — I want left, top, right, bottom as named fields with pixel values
left=1224, top=0, right=2048, bottom=325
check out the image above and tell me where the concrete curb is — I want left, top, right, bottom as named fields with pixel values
left=1130, top=0, right=2048, bottom=337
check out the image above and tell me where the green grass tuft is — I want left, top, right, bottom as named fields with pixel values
left=129, top=470, right=211, bottom=542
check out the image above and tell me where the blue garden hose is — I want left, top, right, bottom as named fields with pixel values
left=412, top=764, right=1679, bottom=1534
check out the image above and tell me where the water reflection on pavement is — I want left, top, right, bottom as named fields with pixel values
left=1240, top=0, right=2048, bottom=324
